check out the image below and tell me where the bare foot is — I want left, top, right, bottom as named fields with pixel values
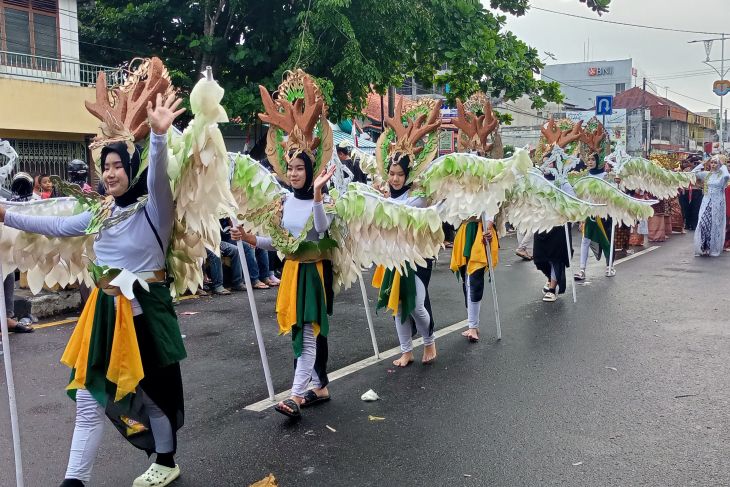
left=392, top=352, right=414, bottom=367
left=422, top=343, right=437, bottom=364
left=461, top=328, right=479, bottom=342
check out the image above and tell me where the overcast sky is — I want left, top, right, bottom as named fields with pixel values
left=495, top=0, right=730, bottom=113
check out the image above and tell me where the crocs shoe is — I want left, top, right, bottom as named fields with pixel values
left=132, top=463, right=180, bottom=487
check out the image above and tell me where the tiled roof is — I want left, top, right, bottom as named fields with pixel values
left=363, top=91, right=414, bottom=124
left=613, top=87, right=690, bottom=122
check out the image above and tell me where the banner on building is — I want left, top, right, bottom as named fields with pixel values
left=565, top=109, right=627, bottom=146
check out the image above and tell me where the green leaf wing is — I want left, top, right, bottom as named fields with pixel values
left=574, top=176, right=656, bottom=225
left=418, top=148, right=533, bottom=224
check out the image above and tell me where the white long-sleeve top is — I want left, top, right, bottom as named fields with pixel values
left=5, top=132, right=173, bottom=274
left=255, top=194, right=333, bottom=251
left=389, top=190, right=427, bottom=208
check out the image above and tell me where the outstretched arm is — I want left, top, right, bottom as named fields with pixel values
left=1, top=207, right=91, bottom=238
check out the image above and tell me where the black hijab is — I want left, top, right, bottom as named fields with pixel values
left=588, top=153, right=605, bottom=176
left=291, top=152, right=315, bottom=200
left=388, top=154, right=411, bottom=199
left=100, top=142, right=147, bottom=207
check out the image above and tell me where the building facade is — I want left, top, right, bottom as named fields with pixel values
left=542, top=59, right=636, bottom=110
left=0, top=0, right=118, bottom=189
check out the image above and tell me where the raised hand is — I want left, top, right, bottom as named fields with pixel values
left=313, top=165, right=336, bottom=192
left=147, top=92, right=186, bottom=136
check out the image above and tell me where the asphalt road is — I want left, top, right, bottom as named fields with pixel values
left=1, top=231, right=729, bottom=486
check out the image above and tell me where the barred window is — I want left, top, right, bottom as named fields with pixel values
left=0, top=138, right=87, bottom=191
left=0, top=0, right=60, bottom=69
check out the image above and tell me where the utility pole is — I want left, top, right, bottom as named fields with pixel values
left=642, top=77, right=648, bottom=157
left=689, top=33, right=729, bottom=152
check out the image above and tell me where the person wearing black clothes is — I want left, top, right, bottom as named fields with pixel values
left=681, top=156, right=704, bottom=231
left=337, top=143, right=367, bottom=184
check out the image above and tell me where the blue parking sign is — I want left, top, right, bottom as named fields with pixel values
left=596, top=96, right=613, bottom=116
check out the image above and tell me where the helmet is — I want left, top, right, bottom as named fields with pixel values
left=67, top=159, right=88, bottom=183
left=10, top=172, right=34, bottom=201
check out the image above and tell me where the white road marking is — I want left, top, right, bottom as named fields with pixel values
left=614, top=246, right=659, bottom=265
left=245, top=242, right=661, bottom=412
left=244, top=319, right=468, bottom=412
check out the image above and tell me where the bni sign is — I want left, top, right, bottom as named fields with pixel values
left=588, top=67, right=614, bottom=76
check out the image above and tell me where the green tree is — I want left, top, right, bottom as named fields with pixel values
left=78, top=0, right=609, bottom=122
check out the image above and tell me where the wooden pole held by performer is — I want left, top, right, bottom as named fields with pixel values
left=482, top=214, right=502, bottom=340
left=358, top=272, right=380, bottom=358
left=608, top=219, right=617, bottom=276
left=232, top=219, right=276, bottom=401
left=0, top=263, right=25, bottom=487
left=564, top=223, right=577, bottom=303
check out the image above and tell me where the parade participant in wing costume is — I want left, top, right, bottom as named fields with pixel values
left=0, top=58, right=236, bottom=487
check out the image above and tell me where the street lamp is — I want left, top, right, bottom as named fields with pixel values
left=689, top=34, right=730, bottom=150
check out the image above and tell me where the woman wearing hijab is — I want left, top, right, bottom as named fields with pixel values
left=373, top=153, right=438, bottom=366
left=574, top=153, right=613, bottom=281
left=692, top=155, right=730, bottom=257
left=234, top=150, right=336, bottom=418
left=533, top=152, right=575, bottom=302
left=0, top=94, right=186, bottom=487
left=449, top=211, right=496, bottom=343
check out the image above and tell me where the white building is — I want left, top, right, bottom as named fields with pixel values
left=542, top=59, right=637, bottom=110
left=0, top=0, right=118, bottom=187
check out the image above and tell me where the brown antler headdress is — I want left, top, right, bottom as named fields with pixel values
left=452, top=97, right=499, bottom=156
left=579, top=119, right=607, bottom=153
left=541, top=118, right=585, bottom=151
left=375, top=97, right=442, bottom=183
left=258, top=69, right=333, bottom=184
left=85, top=57, right=174, bottom=156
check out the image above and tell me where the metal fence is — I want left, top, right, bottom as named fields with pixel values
left=0, top=139, right=88, bottom=192
left=0, top=50, right=122, bottom=87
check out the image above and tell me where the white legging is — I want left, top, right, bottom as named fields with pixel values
left=517, top=230, right=533, bottom=251
left=291, top=324, right=323, bottom=397
left=65, top=389, right=173, bottom=482
left=394, top=276, right=434, bottom=353
left=466, top=273, right=481, bottom=330
left=579, top=236, right=591, bottom=269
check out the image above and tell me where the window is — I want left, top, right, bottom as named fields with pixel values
left=615, top=82, right=626, bottom=95
left=0, top=0, right=60, bottom=69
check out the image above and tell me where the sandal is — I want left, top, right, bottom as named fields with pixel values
left=574, top=269, right=586, bottom=281
left=301, top=390, right=331, bottom=408
left=252, top=281, right=270, bottom=290
left=9, top=319, right=34, bottom=333
left=515, top=248, right=533, bottom=261
left=274, top=398, right=301, bottom=419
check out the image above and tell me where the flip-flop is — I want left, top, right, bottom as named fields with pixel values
left=301, top=390, right=331, bottom=408
left=274, top=399, right=301, bottom=419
